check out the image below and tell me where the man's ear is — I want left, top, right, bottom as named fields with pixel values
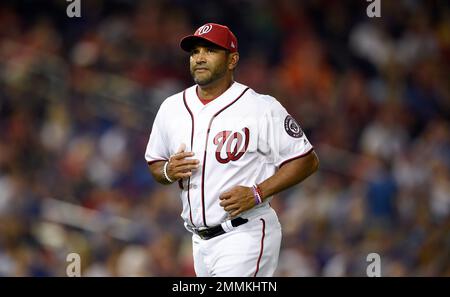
left=228, top=52, right=239, bottom=71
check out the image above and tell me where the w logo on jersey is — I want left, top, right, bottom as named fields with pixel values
left=213, top=128, right=249, bottom=164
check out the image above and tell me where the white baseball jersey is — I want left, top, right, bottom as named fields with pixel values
left=145, top=81, right=313, bottom=229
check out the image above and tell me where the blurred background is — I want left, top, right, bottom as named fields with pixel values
left=0, top=0, right=449, bottom=276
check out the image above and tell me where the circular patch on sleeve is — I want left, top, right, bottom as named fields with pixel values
left=284, top=115, right=303, bottom=138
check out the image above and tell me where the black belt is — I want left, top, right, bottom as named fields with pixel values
left=194, top=217, right=248, bottom=240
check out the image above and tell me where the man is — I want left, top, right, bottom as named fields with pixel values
left=145, top=23, right=319, bottom=277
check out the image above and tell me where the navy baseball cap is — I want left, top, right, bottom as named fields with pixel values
left=180, top=23, right=238, bottom=53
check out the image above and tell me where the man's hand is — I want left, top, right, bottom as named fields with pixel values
left=166, top=143, right=200, bottom=181
left=219, top=186, right=257, bottom=218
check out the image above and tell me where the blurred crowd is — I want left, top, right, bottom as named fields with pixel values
left=0, top=0, right=449, bottom=276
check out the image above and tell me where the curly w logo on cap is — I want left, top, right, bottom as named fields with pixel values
left=180, top=23, right=238, bottom=52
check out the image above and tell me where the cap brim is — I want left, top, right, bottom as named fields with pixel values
left=180, top=35, right=227, bottom=52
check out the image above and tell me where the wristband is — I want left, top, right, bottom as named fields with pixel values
left=251, top=184, right=263, bottom=205
left=163, top=161, right=174, bottom=183
left=255, top=184, right=263, bottom=199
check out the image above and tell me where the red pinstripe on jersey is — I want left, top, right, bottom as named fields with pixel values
left=183, top=90, right=196, bottom=228
left=278, top=147, right=314, bottom=168
left=146, top=159, right=166, bottom=165
left=253, top=218, right=266, bottom=277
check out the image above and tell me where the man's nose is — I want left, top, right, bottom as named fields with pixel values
left=195, top=50, right=207, bottom=63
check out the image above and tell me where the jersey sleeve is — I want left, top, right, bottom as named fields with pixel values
left=145, top=104, right=170, bottom=164
left=258, top=99, right=314, bottom=168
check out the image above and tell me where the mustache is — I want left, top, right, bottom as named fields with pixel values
left=193, top=66, right=209, bottom=71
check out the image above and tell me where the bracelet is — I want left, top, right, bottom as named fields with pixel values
left=251, top=184, right=263, bottom=205
left=163, top=161, right=174, bottom=183
left=255, top=184, right=263, bottom=199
